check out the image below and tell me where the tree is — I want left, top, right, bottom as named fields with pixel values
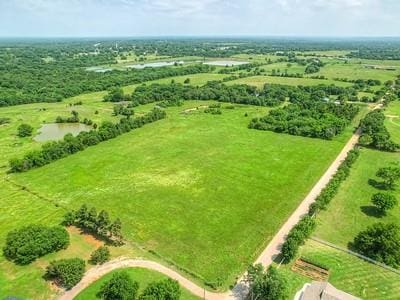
left=45, top=258, right=85, bottom=289
left=90, top=246, right=110, bottom=265
left=246, top=265, right=287, bottom=300
left=139, top=279, right=181, bottom=300
left=376, top=166, right=400, bottom=189
left=109, top=218, right=123, bottom=244
left=96, top=210, right=111, bottom=236
left=3, top=225, right=69, bottom=265
left=184, top=78, right=190, bottom=84
left=17, top=123, right=33, bottom=137
left=353, top=222, right=400, bottom=268
left=371, top=192, right=397, bottom=212
left=97, top=271, right=139, bottom=300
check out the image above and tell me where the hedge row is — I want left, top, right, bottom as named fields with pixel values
left=281, top=149, right=360, bottom=262
left=9, top=108, right=166, bottom=173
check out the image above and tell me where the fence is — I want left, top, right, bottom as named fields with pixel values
left=310, top=236, right=400, bottom=275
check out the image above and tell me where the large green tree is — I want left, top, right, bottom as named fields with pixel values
left=246, top=265, right=287, bottom=300
left=97, top=271, right=139, bottom=300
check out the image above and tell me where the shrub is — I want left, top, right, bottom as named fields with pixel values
left=90, top=246, right=110, bottom=265
left=17, top=123, right=33, bottom=137
left=3, top=225, right=69, bottom=265
left=246, top=265, right=287, bottom=300
left=45, top=258, right=85, bottom=289
left=139, top=279, right=181, bottom=300
left=371, top=192, right=397, bottom=212
left=376, top=165, right=400, bottom=190
left=97, top=271, right=139, bottom=300
left=353, top=222, right=400, bottom=268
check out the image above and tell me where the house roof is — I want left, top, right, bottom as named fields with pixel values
left=301, top=281, right=361, bottom=300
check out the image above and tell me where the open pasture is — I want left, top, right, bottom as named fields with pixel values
left=10, top=100, right=352, bottom=287
left=385, top=100, right=400, bottom=144
left=227, top=75, right=352, bottom=88
left=314, top=148, right=400, bottom=247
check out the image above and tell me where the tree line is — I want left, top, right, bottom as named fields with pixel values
left=9, top=108, right=166, bottom=172
left=249, top=98, right=359, bottom=140
left=359, top=110, right=399, bottom=152
left=63, top=204, right=123, bottom=245
left=281, top=149, right=360, bottom=262
left=127, top=81, right=295, bottom=107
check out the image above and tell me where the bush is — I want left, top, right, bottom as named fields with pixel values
left=45, top=258, right=85, bottom=289
left=17, top=123, right=33, bottom=137
left=90, top=246, right=110, bottom=265
left=246, top=265, right=287, bottom=300
left=97, top=271, right=139, bottom=300
left=371, top=192, right=397, bottom=212
left=3, top=225, right=69, bottom=265
left=139, top=279, right=181, bottom=300
left=353, top=222, right=400, bottom=268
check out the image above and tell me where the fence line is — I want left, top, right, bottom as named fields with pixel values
left=310, top=236, right=400, bottom=275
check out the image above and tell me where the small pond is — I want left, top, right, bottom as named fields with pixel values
left=34, top=123, right=92, bottom=142
left=85, top=66, right=113, bottom=73
left=127, top=61, right=184, bottom=69
left=203, top=60, right=249, bottom=66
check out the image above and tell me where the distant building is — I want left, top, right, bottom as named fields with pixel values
left=294, top=281, right=361, bottom=300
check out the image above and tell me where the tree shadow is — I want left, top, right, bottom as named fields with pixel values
left=360, top=205, right=384, bottom=218
left=368, top=179, right=387, bottom=190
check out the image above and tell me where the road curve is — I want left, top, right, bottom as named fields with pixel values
left=59, top=103, right=383, bottom=300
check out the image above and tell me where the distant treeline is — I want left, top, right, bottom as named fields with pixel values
left=0, top=53, right=212, bottom=106
left=249, top=86, right=360, bottom=140
left=9, top=108, right=166, bottom=172
left=128, top=81, right=290, bottom=107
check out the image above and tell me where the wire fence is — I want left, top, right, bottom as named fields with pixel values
left=310, top=236, right=400, bottom=276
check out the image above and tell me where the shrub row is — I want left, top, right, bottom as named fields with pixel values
left=9, top=107, right=166, bottom=172
left=63, top=204, right=123, bottom=245
left=281, top=149, right=360, bottom=262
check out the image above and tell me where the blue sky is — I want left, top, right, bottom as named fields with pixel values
left=0, top=0, right=399, bottom=37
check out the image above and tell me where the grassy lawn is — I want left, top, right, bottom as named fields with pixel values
left=385, top=100, right=400, bottom=144
left=227, top=75, right=352, bottom=88
left=314, top=148, right=400, bottom=247
left=75, top=267, right=200, bottom=300
left=281, top=239, right=400, bottom=300
left=9, top=100, right=352, bottom=288
left=255, top=62, right=306, bottom=75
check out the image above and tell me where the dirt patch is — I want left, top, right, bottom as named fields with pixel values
left=67, top=226, right=103, bottom=248
left=291, top=258, right=330, bottom=281
left=182, top=105, right=208, bottom=114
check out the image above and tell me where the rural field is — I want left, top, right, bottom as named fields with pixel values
left=8, top=100, right=353, bottom=287
left=314, top=148, right=400, bottom=247
left=1, top=33, right=400, bottom=300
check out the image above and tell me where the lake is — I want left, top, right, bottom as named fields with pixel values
left=203, top=60, right=249, bottom=66
left=127, top=61, right=184, bottom=69
left=34, top=123, right=92, bottom=142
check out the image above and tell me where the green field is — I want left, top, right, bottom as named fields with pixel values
left=8, top=100, right=353, bottom=288
left=315, top=148, right=400, bottom=247
left=311, top=62, right=398, bottom=83
left=228, top=75, right=352, bottom=88
left=75, top=267, right=199, bottom=300
left=385, top=100, right=400, bottom=144
left=282, top=239, right=400, bottom=299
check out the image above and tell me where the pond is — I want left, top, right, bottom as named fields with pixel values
left=127, top=61, right=184, bottom=69
left=34, top=123, right=92, bottom=142
left=85, top=66, right=113, bottom=73
left=203, top=60, right=249, bottom=66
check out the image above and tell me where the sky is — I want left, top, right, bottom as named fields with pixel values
left=0, top=0, right=399, bottom=37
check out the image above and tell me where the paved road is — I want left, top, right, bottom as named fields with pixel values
left=59, top=103, right=384, bottom=300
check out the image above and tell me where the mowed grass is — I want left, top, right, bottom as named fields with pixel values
left=75, top=267, right=200, bottom=300
left=227, top=75, right=352, bottom=88
left=11, top=101, right=351, bottom=287
left=286, top=240, right=400, bottom=299
left=385, top=100, right=400, bottom=144
left=314, top=148, right=400, bottom=247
